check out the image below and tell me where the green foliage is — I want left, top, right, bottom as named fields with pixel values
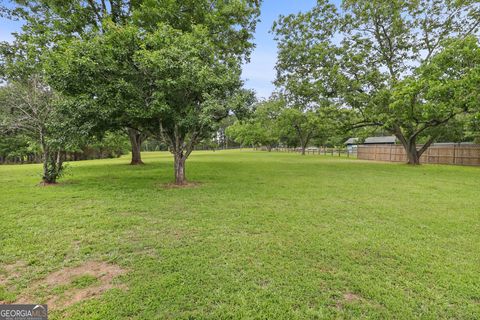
left=227, top=99, right=344, bottom=151
left=0, top=77, right=67, bottom=182
left=0, top=133, right=40, bottom=163
left=135, top=23, right=247, bottom=143
left=46, top=22, right=150, bottom=134
left=81, top=131, right=131, bottom=159
left=226, top=100, right=283, bottom=149
left=39, top=0, right=260, bottom=183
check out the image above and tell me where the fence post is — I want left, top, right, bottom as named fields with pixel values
left=453, top=144, right=456, bottom=165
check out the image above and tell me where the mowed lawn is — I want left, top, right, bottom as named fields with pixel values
left=0, top=150, right=479, bottom=319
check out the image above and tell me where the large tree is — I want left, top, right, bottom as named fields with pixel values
left=3, top=0, right=260, bottom=165
left=273, top=0, right=480, bottom=164
left=45, top=22, right=154, bottom=165
left=135, top=24, right=255, bottom=184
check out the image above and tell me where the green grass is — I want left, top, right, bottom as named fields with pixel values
left=0, top=150, right=479, bottom=319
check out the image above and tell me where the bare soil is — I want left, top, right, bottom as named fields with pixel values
left=15, top=261, right=127, bottom=310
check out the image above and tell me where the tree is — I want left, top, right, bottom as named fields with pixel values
left=388, top=36, right=480, bottom=162
left=227, top=121, right=276, bottom=150
left=4, top=0, right=261, bottom=165
left=48, top=18, right=257, bottom=184
left=273, top=0, right=480, bottom=164
left=277, top=108, right=319, bottom=155
left=277, top=105, right=340, bottom=155
left=4, top=0, right=151, bottom=164
left=226, top=100, right=282, bottom=150
left=135, top=25, right=255, bottom=184
left=0, top=77, right=66, bottom=183
left=45, top=22, right=154, bottom=165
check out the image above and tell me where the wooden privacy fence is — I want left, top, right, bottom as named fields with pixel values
left=357, top=144, right=480, bottom=166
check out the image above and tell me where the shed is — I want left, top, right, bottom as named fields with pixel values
left=344, top=138, right=359, bottom=152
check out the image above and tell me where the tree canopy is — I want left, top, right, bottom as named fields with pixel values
left=39, top=1, right=260, bottom=184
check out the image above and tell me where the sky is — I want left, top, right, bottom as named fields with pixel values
left=241, top=0, right=318, bottom=99
left=0, top=0, right=320, bottom=99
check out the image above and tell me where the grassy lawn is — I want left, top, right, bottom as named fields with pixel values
left=0, top=150, right=479, bottom=319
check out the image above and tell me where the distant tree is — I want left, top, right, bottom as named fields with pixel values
left=273, top=0, right=480, bottom=164
left=277, top=108, right=318, bottom=155
left=227, top=100, right=282, bottom=151
left=215, top=116, right=238, bottom=150
left=227, top=121, right=275, bottom=150
left=0, top=129, right=41, bottom=164
left=277, top=106, right=339, bottom=155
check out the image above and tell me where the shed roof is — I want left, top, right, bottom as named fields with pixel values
left=344, top=138, right=359, bottom=145
left=364, top=136, right=397, bottom=144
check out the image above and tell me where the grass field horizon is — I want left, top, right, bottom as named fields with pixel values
left=0, top=150, right=479, bottom=319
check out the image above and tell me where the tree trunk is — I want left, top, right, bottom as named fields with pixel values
left=56, top=150, right=63, bottom=171
left=40, top=132, right=53, bottom=183
left=405, top=141, right=421, bottom=165
left=42, top=154, right=49, bottom=182
left=267, top=145, right=272, bottom=152
left=128, top=128, right=144, bottom=165
left=397, top=134, right=434, bottom=165
left=174, top=153, right=187, bottom=185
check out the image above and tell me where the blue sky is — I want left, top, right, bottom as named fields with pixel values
left=0, top=0, right=320, bottom=98
left=241, top=0, right=318, bottom=99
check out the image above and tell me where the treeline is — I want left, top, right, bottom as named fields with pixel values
left=226, top=99, right=348, bottom=155
left=0, top=131, right=129, bottom=164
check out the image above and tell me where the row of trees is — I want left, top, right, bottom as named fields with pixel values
left=226, top=99, right=346, bottom=154
left=0, top=128, right=130, bottom=165
left=0, top=0, right=260, bottom=184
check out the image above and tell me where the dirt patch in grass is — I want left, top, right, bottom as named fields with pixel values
left=16, top=261, right=127, bottom=310
left=37, top=181, right=60, bottom=187
left=336, top=292, right=362, bottom=309
left=0, top=261, right=26, bottom=286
